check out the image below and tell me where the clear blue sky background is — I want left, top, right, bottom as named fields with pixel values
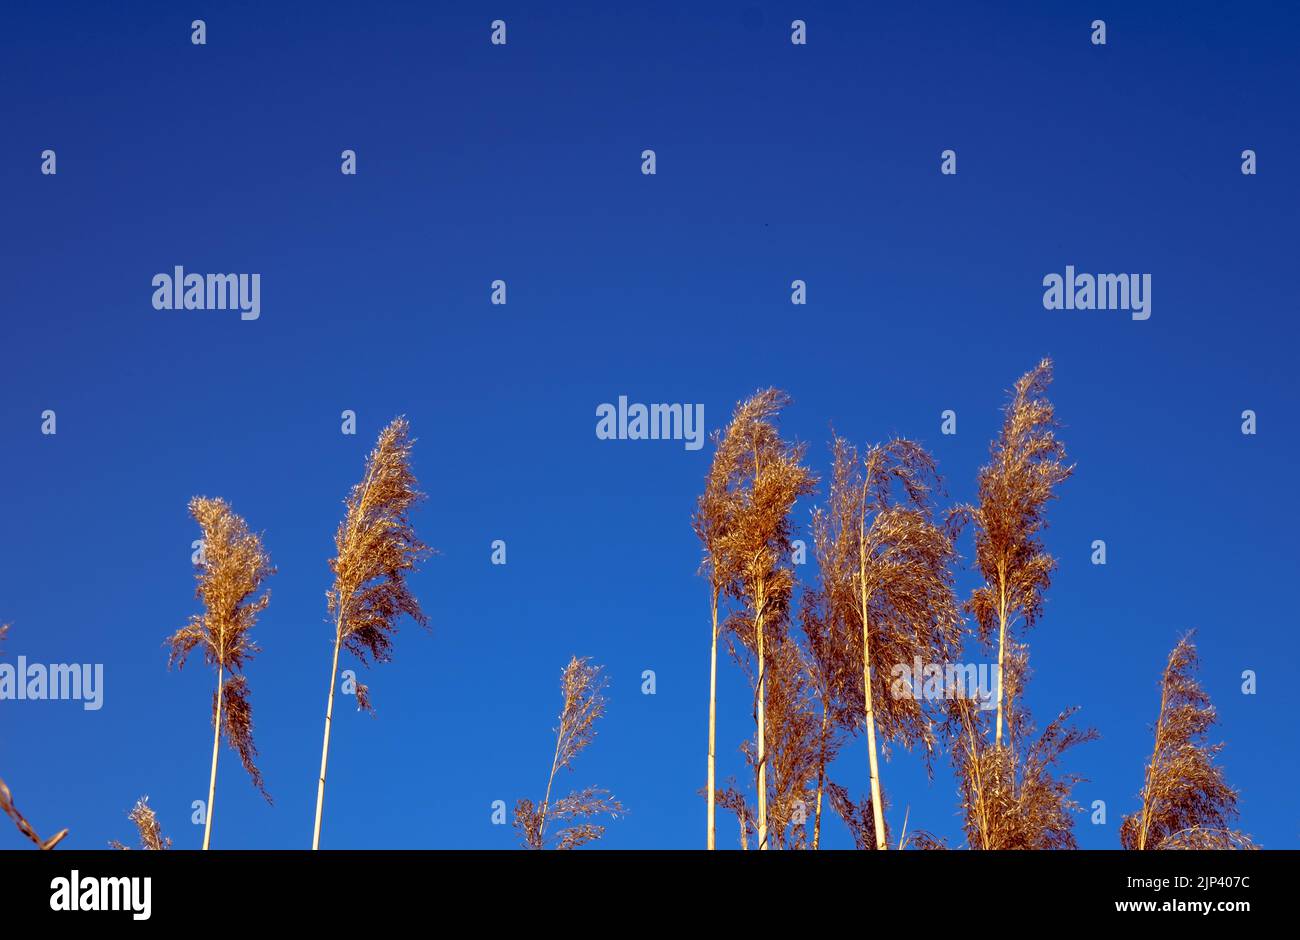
left=1, top=1, right=1296, bottom=850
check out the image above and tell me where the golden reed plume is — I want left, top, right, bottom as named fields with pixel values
left=312, top=417, right=433, bottom=849
left=1121, top=633, right=1254, bottom=850
left=168, top=497, right=274, bottom=849
left=704, top=389, right=815, bottom=851
left=964, top=358, right=1073, bottom=748
left=943, top=361, right=1093, bottom=849
left=514, top=656, right=623, bottom=849
left=109, top=796, right=171, bottom=850
left=813, top=435, right=961, bottom=848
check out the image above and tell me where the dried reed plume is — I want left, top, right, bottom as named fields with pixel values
left=313, top=417, right=433, bottom=849
left=826, top=780, right=887, bottom=850
left=941, top=362, right=1092, bottom=848
left=167, top=497, right=273, bottom=849
left=715, top=780, right=754, bottom=850
left=964, top=359, right=1072, bottom=748
left=109, top=796, right=171, bottom=850
left=713, top=389, right=815, bottom=850
left=1120, top=634, right=1254, bottom=850
left=0, top=776, right=67, bottom=850
left=758, top=634, right=821, bottom=848
left=812, top=435, right=960, bottom=849
left=514, top=656, right=623, bottom=849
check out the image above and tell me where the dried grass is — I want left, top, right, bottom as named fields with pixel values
left=514, top=657, right=623, bottom=849
left=825, top=780, right=887, bottom=850
left=943, top=361, right=1093, bottom=849
left=167, top=497, right=274, bottom=804
left=327, top=417, right=433, bottom=682
left=1120, top=634, right=1254, bottom=850
left=313, top=417, right=433, bottom=848
left=109, top=796, right=170, bottom=850
left=711, top=389, right=816, bottom=850
left=811, top=435, right=961, bottom=848
left=713, top=778, right=754, bottom=849
left=960, top=358, right=1073, bottom=747
left=947, top=645, right=1097, bottom=849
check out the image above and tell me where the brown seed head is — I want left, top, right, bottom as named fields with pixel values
left=327, top=417, right=434, bottom=709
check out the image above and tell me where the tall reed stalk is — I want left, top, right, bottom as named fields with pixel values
left=312, top=417, right=432, bottom=849
left=167, top=497, right=273, bottom=849
left=693, top=416, right=744, bottom=849
left=813, top=436, right=960, bottom=849
left=715, top=390, right=814, bottom=849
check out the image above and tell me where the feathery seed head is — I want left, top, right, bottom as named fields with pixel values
left=167, top=497, right=274, bottom=798
left=328, top=417, right=434, bottom=705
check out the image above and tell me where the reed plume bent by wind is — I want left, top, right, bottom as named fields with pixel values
left=312, top=417, right=433, bottom=850
left=167, top=497, right=274, bottom=850
left=813, top=435, right=961, bottom=849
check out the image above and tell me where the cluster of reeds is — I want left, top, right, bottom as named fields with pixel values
left=695, top=360, right=1254, bottom=850
left=0, top=364, right=1254, bottom=852
left=5, top=415, right=627, bottom=852
left=142, top=417, right=434, bottom=850
left=694, top=389, right=816, bottom=849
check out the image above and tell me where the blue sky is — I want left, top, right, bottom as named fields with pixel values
left=1, top=0, right=1296, bottom=850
